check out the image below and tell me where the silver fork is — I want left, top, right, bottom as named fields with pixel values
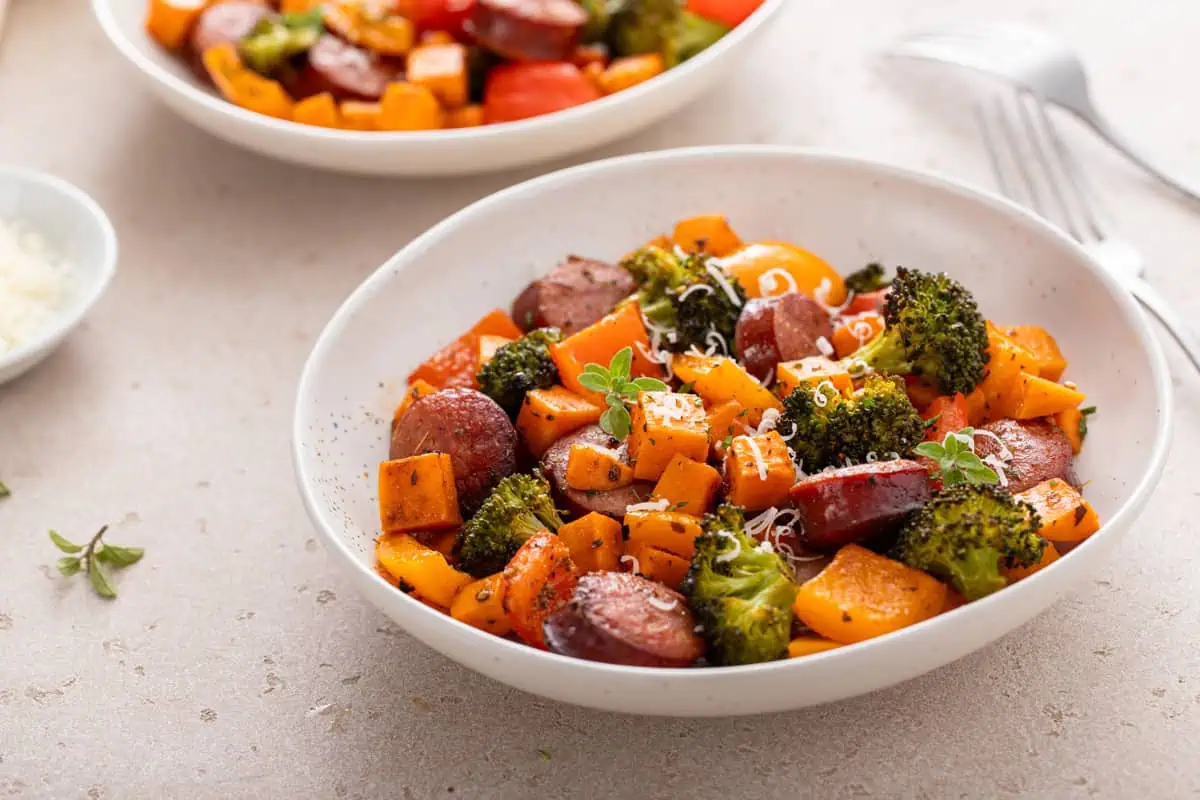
left=976, top=91, right=1200, bottom=372
left=890, top=23, right=1200, bottom=204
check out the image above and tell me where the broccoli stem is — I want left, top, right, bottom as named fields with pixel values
left=845, top=328, right=910, bottom=374
left=949, top=547, right=1007, bottom=601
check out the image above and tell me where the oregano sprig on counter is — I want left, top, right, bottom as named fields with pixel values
left=577, top=347, right=668, bottom=440
left=50, top=525, right=144, bottom=599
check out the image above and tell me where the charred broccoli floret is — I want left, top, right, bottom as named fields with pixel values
left=840, top=267, right=988, bottom=395
left=893, top=484, right=1044, bottom=601
left=458, top=473, right=564, bottom=577
left=609, top=0, right=683, bottom=64
left=779, top=374, right=925, bottom=471
left=239, top=9, right=323, bottom=75
left=675, top=11, right=728, bottom=61
left=621, top=245, right=747, bottom=353
left=683, top=504, right=797, bottom=665
left=843, top=262, right=891, bottom=295
left=476, top=328, right=562, bottom=417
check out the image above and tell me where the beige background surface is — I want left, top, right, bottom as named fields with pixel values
left=2, top=0, right=1199, bottom=797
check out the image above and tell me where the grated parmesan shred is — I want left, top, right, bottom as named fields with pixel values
left=626, top=498, right=670, bottom=513
left=0, top=218, right=71, bottom=356
left=704, top=261, right=744, bottom=308
left=757, top=267, right=799, bottom=297
left=743, top=435, right=769, bottom=480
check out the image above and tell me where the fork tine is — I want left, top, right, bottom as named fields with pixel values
left=1013, top=91, right=1085, bottom=242
left=990, top=95, right=1050, bottom=217
left=1028, top=97, right=1109, bottom=240
left=975, top=103, right=1017, bottom=200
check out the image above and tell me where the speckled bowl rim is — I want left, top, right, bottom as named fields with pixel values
left=293, top=145, right=1173, bottom=683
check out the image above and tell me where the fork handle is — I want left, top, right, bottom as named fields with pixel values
left=1131, top=278, right=1200, bottom=372
left=1078, top=107, right=1200, bottom=204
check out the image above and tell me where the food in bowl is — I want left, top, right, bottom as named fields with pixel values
left=0, top=218, right=73, bottom=358
left=143, top=0, right=754, bottom=130
left=375, top=212, right=1100, bottom=667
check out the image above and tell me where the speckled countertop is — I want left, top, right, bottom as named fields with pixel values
left=2, top=0, right=1199, bottom=797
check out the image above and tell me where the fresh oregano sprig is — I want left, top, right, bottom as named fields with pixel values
left=50, top=525, right=145, bottom=599
left=0, top=481, right=9, bottom=500
left=913, top=427, right=999, bottom=488
left=576, top=347, right=668, bottom=440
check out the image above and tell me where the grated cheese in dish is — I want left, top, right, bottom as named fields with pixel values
left=0, top=219, right=71, bottom=356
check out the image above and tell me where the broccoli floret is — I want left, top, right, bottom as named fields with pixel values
left=621, top=245, right=746, bottom=353
left=674, top=11, right=728, bottom=61
left=843, top=263, right=890, bottom=295
left=239, top=9, right=323, bottom=75
left=682, top=504, right=797, bottom=665
left=893, top=484, right=1044, bottom=601
left=458, top=473, right=564, bottom=577
left=609, top=0, right=684, bottom=64
left=779, top=374, right=925, bottom=471
left=841, top=267, right=989, bottom=395
left=476, top=328, right=562, bottom=417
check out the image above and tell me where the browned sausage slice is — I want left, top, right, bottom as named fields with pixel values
left=541, top=425, right=654, bottom=518
left=390, top=388, right=518, bottom=514
left=789, top=459, right=931, bottom=550
left=187, top=1, right=272, bottom=77
left=975, top=419, right=1078, bottom=494
left=291, top=34, right=399, bottom=101
left=512, top=256, right=635, bottom=336
left=736, top=293, right=834, bottom=382
left=543, top=573, right=705, bottom=667
left=467, top=0, right=588, bottom=63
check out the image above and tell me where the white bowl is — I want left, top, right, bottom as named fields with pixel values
left=0, top=168, right=117, bottom=386
left=293, top=146, right=1172, bottom=716
left=91, top=0, right=785, bottom=176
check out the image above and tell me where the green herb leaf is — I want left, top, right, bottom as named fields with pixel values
left=1079, top=406, right=1097, bottom=439
left=913, top=441, right=945, bottom=459
left=97, top=545, right=145, bottom=568
left=56, top=556, right=82, bottom=577
left=599, top=406, right=631, bottom=440
left=922, top=413, right=942, bottom=430
left=576, top=372, right=611, bottom=393
left=922, top=428, right=999, bottom=487
left=49, top=530, right=83, bottom=554
left=631, top=377, right=669, bottom=392
left=581, top=363, right=611, bottom=380
left=609, top=347, right=633, bottom=381
left=88, top=563, right=118, bottom=600
left=0, top=481, right=9, bottom=499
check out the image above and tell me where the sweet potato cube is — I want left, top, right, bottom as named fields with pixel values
left=1000, top=537, right=1060, bottom=582
left=831, top=312, right=884, bottom=359
left=652, top=455, right=721, bottom=516
left=292, top=92, right=341, bottom=128
left=549, top=302, right=663, bottom=399
left=476, top=333, right=513, bottom=367
left=1017, top=479, right=1100, bottom=543
left=792, top=544, right=947, bottom=644
left=376, top=531, right=473, bottom=608
left=776, top=357, right=853, bottom=397
left=145, top=0, right=210, bottom=50
left=787, top=636, right=844, bottom=658
left=566, top=443, right=634, bottom=491
left=516, top=385, right=603, bottom=457
left=380, top=81, right=443, bottom=131
left=445, top=104, right=484, bottom=128
left=724, top=431, right=794, bottom=512
left=378, top=453, right=461, bottom=532
left=625, top=543, right=690, bottom=591
left=558, top=512, right=623, bottom=573
left=1010, top=373, right=1086, bottom=420
left=407, top=309, right=523, bottom=389
left=671, top=214, right=743, bottom=258
left=692, top=357, right=782, bottom=426
left=407, top=42, right=469, bottom=109
left=597, top=53, right=665, bottom=94
left=392, top=379, right=437, bottom=426
left=325, top=2, right=414, bottom=55
left=671, top=352, right=724, bottom=385
left=978, top=322, right=1040, bottom=421
left=450, top=574, right=511, bottom=636
left=1054, top=406, right=1085, bottom=454
left=202, top=44, right=294, bottom=119
left=706, top=399, right=751, bottom=459
left=964, top=387, right=988, bottom=426
left=628, top=391, right=710, bottom=481
left=625, top=510, right=703, bottom=559
left=340, top=100, right=383, bottom=130
left=1002, top=325, right=1067, bottom=381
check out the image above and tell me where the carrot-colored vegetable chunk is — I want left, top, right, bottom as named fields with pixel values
left=671, top=352, right=724, bottom=385
left=625, top=543, right=690, bottom=591
left=378, top=453, right=462, bottom=532
left=792, top=544, right=947, bottom=645
left=692, top=357, right=782, bottom=425
left=280, top=0, right=321, bottom=11
left=340, top=101, right=383, bottom=130
left=1000, top=537, right=1060, bottom=582
left=292, top=92, right=341, bottom=128
left=831, top=312, right=884, bottom=359
left=376, top=532, right=473, bottom=608
left=627, top=391, right=710, bottom=481
left=450, top=574, right=511, bottom=635
left=407, top=42, right=469, bottom=108
left=705, top=399, right=750, bottom=459
left=652, top=455, right=721, bottom=516
left=1054, top=406, right=1085, bottom=454
left=476, top=333, right=513, bottom=367
left=202, top=44, right=294, bottom=119
left=549, top=302, right=663, bottom=398
left=566, top=443, right=634, bottom=490
left=922, top=393, right=968, bottom=443
left=325, top=2, right=415, bottom=55
left=721, top=242, right=846, bottom=303
left=515, top=385, right=603, bottom=456
left=392, top=379, right=437, bottom=426
left=1009, top=373, right=1086, bottom=420
left=484, top=62, right=601, bottom=124
left=557, top=512, right=623, bottom=573
left=408, top=308, right=523, bottom=388
left=964, top=387, right=988, bottom=427
left=146, top=0, right=209, bottom=50
left=625, top=510, right=703, bottom=559
left=724, top=431, right=794, bottom=511
left=776, top=357, right=853, bottom=397
left=502, top=531, right=577, bottom=648
left=978, top=322, right=1039, bottom=421
left=1016, top=479, right=1100, bottom=544
left=787, top=635, right=843, bottom=658
left=380, top=81, right=444, bottom=131
left=598, top=53, right=666, bottom=94
left=1002, top=325, right=1067, bottom=381
left=671, top=214, right=743, bottom=258
left=444, top=104, right=485, bottom=128
left=687, top=0, right=764, bottom=28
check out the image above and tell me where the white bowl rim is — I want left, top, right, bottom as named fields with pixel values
left=293, top=144, right=1174, bottom=681
left=91, top=0, right=785, bottom=144
left=0, top=166, right=118, bottom=369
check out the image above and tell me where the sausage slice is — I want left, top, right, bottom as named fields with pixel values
left=543, top=573, right=705, bottom=667
left=975, top=419, right=1079, bottom=494
left=187, top=1, right=273, bottom=78
left=541, top=425, right=654, bottom=518
left=291, top=34, right=399, bottom=101
left=468, top=0, right=588, bottom=63
left=512, top=256, right=635, bottom=336
left=390, top=388, right=518, bottom=514
left=736, top=293, right=834, bottom=382
left=790, top=459, right=931, bottom=550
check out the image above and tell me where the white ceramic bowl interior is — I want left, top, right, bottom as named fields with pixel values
left=293, top=147, right=1171, bottom=716
left=0, top=168, right=117, bottom=386
left=92, top=0, right=785, bottom=176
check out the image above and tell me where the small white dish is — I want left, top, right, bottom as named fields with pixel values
left=0, top=168, right=117, bottom=386
left=91, top=0, right=785, bottom=176
left=293, top=147, right=1172, bottom=716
